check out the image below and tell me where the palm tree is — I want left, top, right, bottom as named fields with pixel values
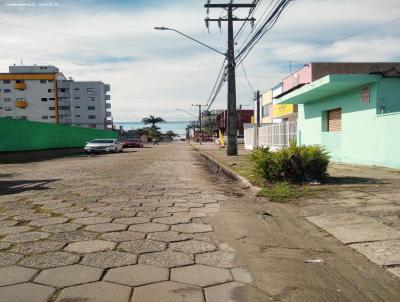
left=142, top=115, right=165, bottom=129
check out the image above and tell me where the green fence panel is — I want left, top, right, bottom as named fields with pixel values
left=0, top=118, right=118, bottom=152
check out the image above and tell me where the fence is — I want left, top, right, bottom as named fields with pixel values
left=0, top=118, right=118, bottom=152
left=244, top=121, right=297, bottom=150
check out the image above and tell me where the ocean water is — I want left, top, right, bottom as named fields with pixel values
left=115, top=121, right=189, bottom=137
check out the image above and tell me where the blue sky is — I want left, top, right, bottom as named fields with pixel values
left=0, top=0, right=399, bottom=121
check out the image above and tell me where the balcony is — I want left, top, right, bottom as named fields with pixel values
left=105, top=95, right=111, bottom=100
left=106, top=111, right=112, bottom=117
left=58, top=101, right=71, bottom=107
left=104, top=84, right=110, bottom=92
left=15, top=83, right=27, bottom=90
left=15, top=101, right=28, bottom=108
left=106, top=103, right=111, bottom=109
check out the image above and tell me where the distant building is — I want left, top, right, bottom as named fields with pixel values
left=0, top=65, right=112, bottom=130
left=202, top=109, right=224, bottom=133
left=216, top=109, right=253, bottom=136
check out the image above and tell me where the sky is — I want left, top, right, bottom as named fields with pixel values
left=0, top=0, right=399, bottom=122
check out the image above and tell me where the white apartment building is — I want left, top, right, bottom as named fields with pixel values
left=0, top=65, right=112, bottom=130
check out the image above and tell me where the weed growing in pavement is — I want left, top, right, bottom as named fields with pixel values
left=259, top=182, right=310, bottom=202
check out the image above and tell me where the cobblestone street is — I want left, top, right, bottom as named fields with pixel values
left=0, top=144, right=251, bottom=302
left=1, top=143, right=400, bottom=302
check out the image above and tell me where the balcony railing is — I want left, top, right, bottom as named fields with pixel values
left=106, top=111, right=112, bottom=117
left=105, top=95, right=111, bottom=100
left=15, top=101, right=28, bottom=108
left=106, top=103, right=111, bottom=109
left=15, top=83, right=27, bottom=90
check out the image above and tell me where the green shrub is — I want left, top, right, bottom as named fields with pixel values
left=249, top=143, right=330, bottom=183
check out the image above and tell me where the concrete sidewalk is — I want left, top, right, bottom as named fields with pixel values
left=193, top=142, right=400, bottom=279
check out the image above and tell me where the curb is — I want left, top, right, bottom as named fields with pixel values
left=189, top=143, right=262, bottom=195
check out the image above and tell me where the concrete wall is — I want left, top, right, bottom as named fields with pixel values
left=297, top=78, right=400, bottom=168
left=0, top=117, right=118, bottom=152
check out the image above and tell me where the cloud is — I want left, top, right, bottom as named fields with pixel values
left=0, top=0, right=399, bottom=122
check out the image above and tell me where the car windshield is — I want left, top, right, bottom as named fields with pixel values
left=90, top=139, right=114, bottom=144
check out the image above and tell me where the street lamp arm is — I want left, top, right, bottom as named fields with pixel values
left=154, top=27, right=226, bottom=57
left=176, top=109, right=198, bottom=119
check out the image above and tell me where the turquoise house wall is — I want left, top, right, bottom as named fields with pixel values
left=298, top=78, right=400, bottom=168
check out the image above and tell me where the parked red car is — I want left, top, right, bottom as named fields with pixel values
left=122, top=139, right=144, bottom=148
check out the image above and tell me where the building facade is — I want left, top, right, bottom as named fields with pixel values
left=276, top=72, right=400, bottom=168
left=0, top=65, right=112, bottom=130
left=216, top=109, right=253, bottom=136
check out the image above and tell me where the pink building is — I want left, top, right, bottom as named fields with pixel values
left=281, top=62, right=400, bottom=94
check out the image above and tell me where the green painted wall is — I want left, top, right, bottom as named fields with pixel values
left=298, top=78, right=400, bottom=168
left=0, top=118, right=118, bottom=152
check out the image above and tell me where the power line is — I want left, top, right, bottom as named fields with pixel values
left=206, top=0, right=292, bottom=112
left=206, top=58, right=227, bottom=107
left=240, top=62, right=254, bottom=92
left=234, top=0, right=261, bottom=40
left=236, top=0, right=293, bottom=65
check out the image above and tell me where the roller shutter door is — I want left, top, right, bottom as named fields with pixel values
left=328, top=108, right=342, bottom=132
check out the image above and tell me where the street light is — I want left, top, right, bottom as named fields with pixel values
left=176, top=108, right=198, bottom=119
left=154, top=27, right=226, bottom=57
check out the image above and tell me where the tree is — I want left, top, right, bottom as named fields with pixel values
left=142, top=115, right=165, bottom=129
left=164, top=130, right=178, bottom=141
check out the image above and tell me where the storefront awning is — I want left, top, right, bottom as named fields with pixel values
left=275, top=74, right=382, bottom=104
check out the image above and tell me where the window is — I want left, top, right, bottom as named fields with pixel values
left=4, top=98, right=12, bottom=102
left=5, top=107, right=12, bottom=111
left=16, top=80, right=24, bottom=83
left=59, top=106, right=70, bottom=110
left=75, top=115, right=81, bottom=118
left=59, top=88, right=67, bottom=93
left=48, top=89, right=52, bottom=93
left=48, top=80, right=53, bottom=83
left=42, top=116, right=48, bottom=120
left=75, top=106, right=80, bottom=109
left=16, top=98, right=25, bottom=101
left=89, top=124, right=96, bottom=129
left=87, top=88, right=95, bottom=92
left=88, top=97, right=96, bottom=102
left=41, top=98, right=48, bottom=102
left=4, top=89, right=11, bottom=93
left=88, top=106, right=95, bottom=110
left=327, top=108, right=342, bottom=132
left=17, top=116, right=27, bottom=120
left=88, top=115, right=96, bottom=120
left=49, top=98, right=55, bottom=101
left=3, top=80, right=11, bottom=84
left=40, top=80, right=46, bottom=84
left=262, top=104, right=271, bottom=118
left=50, top=116, right=56, bottom=119
left=74, top=97, right=80, bottom=100
left=74, top=88, right=80, bottom=91
left=48, top=107, right=55, bottom=111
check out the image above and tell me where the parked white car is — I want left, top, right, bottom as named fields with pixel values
left=84, top=139, right=123, bottom=154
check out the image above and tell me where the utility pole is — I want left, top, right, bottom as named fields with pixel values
left=256, top=90, right=261, bottom=127
left=255, top=90, right=261, bottom=148
left=205, top=2, right=256, bottom=156
left=192, top=104, right=206, bottom=133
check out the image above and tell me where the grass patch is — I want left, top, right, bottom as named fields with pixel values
left=259, top=182, right=310, bottom=203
